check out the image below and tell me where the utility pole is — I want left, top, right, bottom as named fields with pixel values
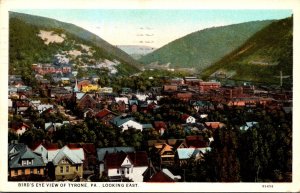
left=275, top=70, right=290, bottom=89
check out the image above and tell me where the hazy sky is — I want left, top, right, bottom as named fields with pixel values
left=14, top=9, right=292, bottom=48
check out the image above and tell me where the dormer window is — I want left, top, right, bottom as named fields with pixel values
left=22, top=159, right=33, bottom=166
left=22, top=160, right=27, bottom=166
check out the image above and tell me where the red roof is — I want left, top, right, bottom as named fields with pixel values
left=44, top=143, right=59, bottom=150
left=11, top=122, right=30, bottom=131
left=95, top=109, right=112, bottom=119
left=67, top=143, right=96, bottom=154
left=77, top=80, right=91, bottom=89
left=185, top=135, right=208, bottom=148
left=127, top=152, right=148, bottom=167
left=105, top=151, right=148, bottom=169
left=105, top=152, right=128, bottom=169
left=205, top=122, right=224, bottom=129
left=181, top=114, right=190, bottom=121
left=154, top=121, right=167, bottom=129
left=147, top=171, right=175, bottom=182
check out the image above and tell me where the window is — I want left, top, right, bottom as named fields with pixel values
left=30, top=169, right=33, bottom=174
left=66, top=166, right=69, bottom=173
left=14, top=170, right=17, bottom=176
left=117, top=169, right=119, bottom=174
left=60, top=166, right=63, bottom=173
left=28, top=160, right=32, bottom=165
left=76, top=165, right=79, bottom=171
left=122, top=170, right=124, bottom=175
left=127, top=168, right=129, bottom=174
left=22, top=160, right=27, bottom=166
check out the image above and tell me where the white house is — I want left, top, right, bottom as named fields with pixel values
left=115, top=97, right=129, bottom=105
left=103, top=151, right=148, bottom=182
left=135, top=94, right=148, bottom=101
left=111, top=115, right=143, bottom=132
left=37, top=104, right=54, bottom=114
left=182, top=114, right=196, bottom=124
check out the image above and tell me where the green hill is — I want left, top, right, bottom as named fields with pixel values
left=139, top=20, right=273, bottom=70
left=202, top=16, right=293, bottom=86
left=9, top=12, right=140, bottom=75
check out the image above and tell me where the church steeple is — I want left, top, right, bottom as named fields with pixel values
left=73, top=78, right=79, bottom=92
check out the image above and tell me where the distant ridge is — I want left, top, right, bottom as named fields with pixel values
left=202, top=16, right=293, bottom=86
left=139, top=20, right=274, bottom=70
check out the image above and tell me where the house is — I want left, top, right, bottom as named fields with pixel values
left=10, top=122, right=30, bottom=136
left=121, top=87, right=132, bottom=95
left=103, top=151, right=148, bottom=182
left=97, top=147, right=135, bottom=176
left=176, top=147, right=211, bottom=166
left=176, top=148, right=198, bottom=166
left=142, top=124, right=154, bottom=130
left=181, top=114, right=196, bottom=124
left=115, top=97, right=129, bottom=105
left=8, top=143, right=45, bottom=178
left=37, top=104, right=54, bottom=114
left=135, top=93, right=148, bottom=101
left=77, top=94, right=97, bottom=110
left=205, top=122, right=225, bottom=131
left=76, top=80, right=91, bottom=91
left=60, top=77, right=70, bottom=85
left=44, top=122, right=64, bottom=133
left=100, top=87, right=113, bottom=94
left=81, top=84, right=99, bottom=93
left=67, top=143, right=97, bottom=174
left=146, top=168, right=181, bottom=183
left=176, top=92, right=193, bottom=101
left=95, top=108, right=118, bottom=125
left=14, top=100, right=30, bottom=114
left=83, top=108, right=95, bottom=118
left=185, top=135, right=208, bottom=148
left=110, top=115, right=143, bottom=132
left=154, top=121, right=167, bottom=136
left=47, top=145, right=84, bottom=180
left=240, top=121, right=258, bottom=131
left=163, top=85, right=178, bottom=92
left=192, top=100, right=214, bottom=112
left=155, top=143, right=175, bottom=166
left=199, top=81, right=221, bottom=92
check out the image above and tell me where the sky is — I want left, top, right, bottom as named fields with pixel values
left=13, top=9, right=292, bottom=48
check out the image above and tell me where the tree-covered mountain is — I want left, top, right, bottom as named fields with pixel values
left=139, top=20, right=274, bottom=70
left=9, top=11, right=140, bottom=75
left=202, top=16, right=293, bottom=86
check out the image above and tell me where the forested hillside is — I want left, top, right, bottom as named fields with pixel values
left=202, top=16, right=293, bottom=86
left=139, top=20, right=273, bottom=70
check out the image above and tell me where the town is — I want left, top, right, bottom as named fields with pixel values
left=8, top=60, right=292, bottom=182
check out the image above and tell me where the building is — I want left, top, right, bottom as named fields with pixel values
left=47, top=145, right=84, bottom=180
left=110, top=115, right=143, bottom=132
left=8, top=143, right=45, bottom=178
left=199, top=81, right=221, bottom=92
left=102, top=151, right=148, bottom=182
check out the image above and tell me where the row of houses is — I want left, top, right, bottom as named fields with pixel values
left=8, top=137, right=215, bottom=182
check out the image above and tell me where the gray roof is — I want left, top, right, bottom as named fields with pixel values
left=110, top=115, right=134, bottom=127
left=96, top=147, right=135, bottom=162
left=8, top=145, right=45, bottom=169
left=51, top=146, right=84, bottom=165
left=177, top=148, right=197, bottom=160
left=142, top=124, right=154, bottom=129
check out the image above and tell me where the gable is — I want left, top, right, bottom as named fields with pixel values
left=58, top=156, right=72, bottom=165
left=121, top=156, right=133, bottom=167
